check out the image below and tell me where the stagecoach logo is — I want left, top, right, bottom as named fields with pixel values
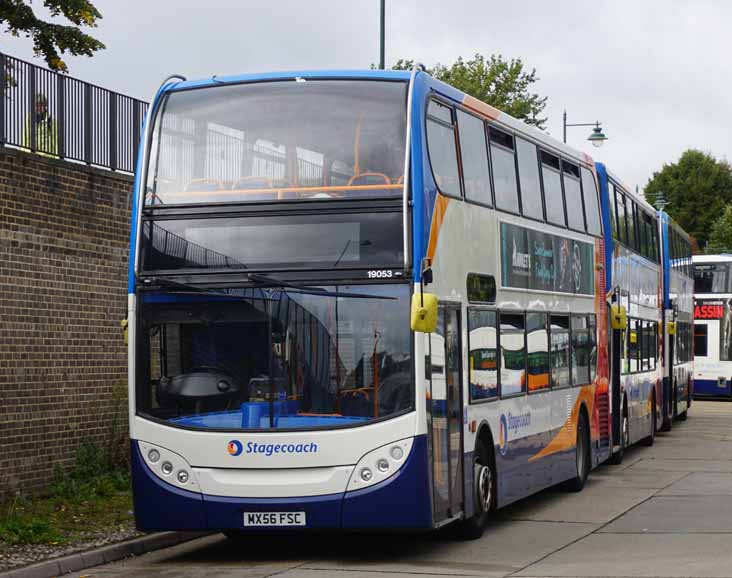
left=512, top=238, right=531, bottom=275
left=227, top=440, right=243, bottom=456
left=498, top=411, right=532, bottom=457
left=499, top=415, right=509, bottom=456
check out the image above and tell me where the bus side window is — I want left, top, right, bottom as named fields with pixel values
left=588, top=314, right=597, bottom=382
left=516, top=137, right=543, bottom=221
left=526, top=312, right=550, bottom=392
left=426, top=100, right=461, bottom=199
left=581, top=167, right=602, bottom=236
left=456, top=109, right=492, bottom=207
left=570, top=315, right=590, bottom=385
left=562, top=160, right=585, bottom=232
left=626, top=200, right=638, bottom=253
left=489, top=126, right=520, bottom=214
left=695, top=323, right=708, bottom=357
left=550, top=314, right=570, bottom=387
left=541, top=151, right=565, bottom=227
left=467, top=308, right=498, bottom=401
left=615, top=189, right=627, bottom=246
left=499, top=311, right=526, bottom=396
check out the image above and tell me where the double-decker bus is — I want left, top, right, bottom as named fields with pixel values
left=128, top=67, right=610, bottom=538
left=659, top=212, right=693, bottom=418
left=693, top=254, right=732, bottom=397
left=596, top=164, right=660, bottom=463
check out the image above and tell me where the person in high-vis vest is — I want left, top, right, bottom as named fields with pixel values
left=22, top=94, right=58, bottom=157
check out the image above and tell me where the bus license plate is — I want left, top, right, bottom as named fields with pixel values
left=242, top=512, right=306, bottom=527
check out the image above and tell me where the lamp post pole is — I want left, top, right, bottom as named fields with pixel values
left=379, top=0, right=385, bottom=70
left=563, top=109, right=608, bottom=147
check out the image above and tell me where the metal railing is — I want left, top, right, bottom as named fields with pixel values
left=0, top=52, right=148, bottom=173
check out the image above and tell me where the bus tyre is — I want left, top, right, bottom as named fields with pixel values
left=458, top=439, right=495, bottom=540
left=608, top=405, right=628, bottom=465
left=564, top=412, right=590, bottom=492
left=642, top=394, right=656, bottom=446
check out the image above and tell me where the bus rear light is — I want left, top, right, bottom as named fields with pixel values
left=360, top=468, right=373, bottom=482
left=177, top=470, right=190, bottom=484
left=148, top=449, right=160, bottom=463
left=377, top=459, right=390, bottom=473
left=161, top=461, right=174, bottom=475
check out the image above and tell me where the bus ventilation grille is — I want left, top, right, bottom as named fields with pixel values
left=597, top=391, right=610, bottom=447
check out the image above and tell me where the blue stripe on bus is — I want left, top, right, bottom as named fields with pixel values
left=131, top=436, right=431, bottom=531
left=694, top=378, right=732, bottom=397
left=661, top=212, right=671, bottom=310
left=595, top=162, right=614, bottom=291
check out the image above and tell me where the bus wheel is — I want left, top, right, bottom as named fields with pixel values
left=458, top=439, right=494, bottom=540
left=608, top=406, right=628, bottom=465
left=564, top=411, right=590, bottom=492
left=642, top=394, right=656, bottom=446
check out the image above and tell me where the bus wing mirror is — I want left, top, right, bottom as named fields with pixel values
left=411, top=293, right=438, bottom=333
left=610, top=304, right=627, bottom=331
left=120, top=318, right=129, bottom=345
left=667, top=321, right=677, bottom=336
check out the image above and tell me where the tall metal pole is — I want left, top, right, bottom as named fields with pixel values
left=379, top=0, right=385, bottom=70
left=563, top=109, right=567, bottom=143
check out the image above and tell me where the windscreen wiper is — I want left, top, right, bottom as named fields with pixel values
left=247, top=273, right=396, bottom=300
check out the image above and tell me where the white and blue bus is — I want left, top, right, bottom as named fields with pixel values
left=659, top=212, right=693, bottom=418
left=595, top=164, right=661, bottom=463
left=128, top=67, right=611, bottom=537
left=693, top=254, right=732, bottom=397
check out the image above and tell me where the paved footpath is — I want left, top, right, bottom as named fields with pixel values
left=71, top=401, right=732, bottom=578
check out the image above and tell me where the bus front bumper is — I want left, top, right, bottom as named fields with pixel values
left=131, top=436, right=431, bottom=531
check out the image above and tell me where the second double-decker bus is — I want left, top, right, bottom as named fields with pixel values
left=659, top=211, right=693, bottom=419
left=693, top=254, right=732, bottom=397
left=596, top=163, right=660, bottom=463
left=128, top=66, right=609, bottom=538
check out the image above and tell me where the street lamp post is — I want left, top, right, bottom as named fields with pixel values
left=563, top=110, right=608, bottom=148
left=379, top=0, right=385, bottom=70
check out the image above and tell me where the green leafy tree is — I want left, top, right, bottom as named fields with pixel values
left=645, top=149, right=732, bottom=249
left=0, top=0, right=105, bottom=72
left=392, top=54, right=547, bottom=129
left=706, top=204, right=732, bottom=254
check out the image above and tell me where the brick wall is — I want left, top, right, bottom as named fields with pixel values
left=0, top=147, right=133, bottom=495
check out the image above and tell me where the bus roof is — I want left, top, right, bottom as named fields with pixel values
left=693, top=254, right=732, bottom=263
left=164, top=69, right=412, bottom=92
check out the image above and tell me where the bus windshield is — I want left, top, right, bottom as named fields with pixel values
left=136, top=284, right=412, bottom=431
left=145, top=80, right=407, bottom=205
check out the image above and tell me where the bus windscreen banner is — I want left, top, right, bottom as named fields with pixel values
left=500, top=222, right=594, bottom=295
left=695, top=298, right=732, bottom=361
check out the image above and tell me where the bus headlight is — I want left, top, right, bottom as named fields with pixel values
left=139, top=441, right=199, bottom=492
left=347, top=437, right=413, bottom=492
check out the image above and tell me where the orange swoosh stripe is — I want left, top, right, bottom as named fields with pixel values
left=461, top=95, right=501, bottom=120
left=426, top=194, right=450, bottom=262
left=528, top=385, right=595, bottom=462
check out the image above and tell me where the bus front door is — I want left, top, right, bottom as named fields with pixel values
left=428, top=305, right=464, bottom=524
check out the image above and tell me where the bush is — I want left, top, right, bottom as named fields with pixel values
left=0, top=518, right=61, bottom=545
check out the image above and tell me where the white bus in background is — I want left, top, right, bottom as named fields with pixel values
left=693, top=254, right=732, bottom=398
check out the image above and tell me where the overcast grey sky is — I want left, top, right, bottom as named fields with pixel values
left=2, top=0, right=729, bottom=191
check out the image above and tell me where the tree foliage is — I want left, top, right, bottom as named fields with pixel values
left=0, top=0, right=104, bottom=72
left=706, top=205, right=732, bottom=254
left=645, top=149, right=732, bottom=249
left=392, top=54, right=548, bottom=129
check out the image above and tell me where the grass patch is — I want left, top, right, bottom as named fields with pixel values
left=0, top=442, right=133, bottom=550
